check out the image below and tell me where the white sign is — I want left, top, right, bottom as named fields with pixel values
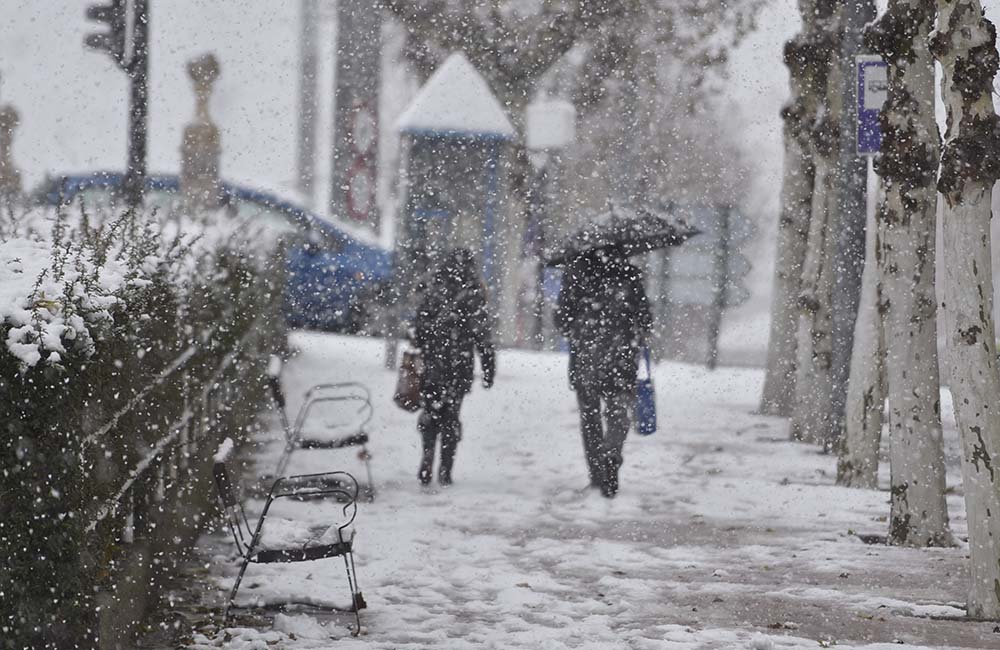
left=863, top=65, right=888, bottom=110
left=526, top=99, right=576, bottom=151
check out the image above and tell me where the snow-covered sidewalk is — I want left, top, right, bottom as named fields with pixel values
left=182, top=331, right=998, bottom=649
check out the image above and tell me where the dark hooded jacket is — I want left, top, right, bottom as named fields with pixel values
left=555, top=252, right=652, bottom=395
left=414, top=250, right=496, bottom=399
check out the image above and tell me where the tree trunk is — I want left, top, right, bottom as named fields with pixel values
left=829, top=0, right=877, bottom=451
left=864, top=0, right=952, bottom=548
left=930, top=0, right=1000, bottom=617
left=791, top=2, right=842, bottom=444
left=791, top=159, right=835, bottom=443
left=837, top=177, right=886, bottom=488
left=760, top=28, right=817, bottom=417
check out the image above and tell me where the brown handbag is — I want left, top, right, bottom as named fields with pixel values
left=393, top=350, right=423, bottom=412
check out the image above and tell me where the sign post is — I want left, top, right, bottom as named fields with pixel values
left=825, top=53, right=885, bottom=449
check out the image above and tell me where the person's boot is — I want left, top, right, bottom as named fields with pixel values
left=438, top=438, right=457, bottom=486
left=601, top=464, right=619, bottom=498
left=418, top=447, right=434, bottom=486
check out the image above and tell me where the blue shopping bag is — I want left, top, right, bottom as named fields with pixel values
left=636, top=347, right=657, bottom=435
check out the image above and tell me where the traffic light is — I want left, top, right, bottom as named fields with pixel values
left=83, top=0, right=148, bottom=207
left=84, top=1, right=127, bottom=67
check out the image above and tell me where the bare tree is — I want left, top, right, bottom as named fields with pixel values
left=387, top=1, right=763, bottom=109
left=385, top=0, right=766, bottom=197
left=385, top=0, right=636, bottom=118
left=930, top=0, right=1000, bottom=616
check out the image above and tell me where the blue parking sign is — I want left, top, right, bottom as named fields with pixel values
left=857, top=55, right=888, bottom=154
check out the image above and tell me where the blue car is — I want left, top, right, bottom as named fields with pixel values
left=36, top=172, right=393, bottom=333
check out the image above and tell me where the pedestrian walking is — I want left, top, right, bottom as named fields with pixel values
left=555, top=249, right=652, bottom=498
left=413, top=248, right=496, bottom=486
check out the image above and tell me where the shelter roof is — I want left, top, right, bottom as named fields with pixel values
left=397, top=52, right=515, bottom=139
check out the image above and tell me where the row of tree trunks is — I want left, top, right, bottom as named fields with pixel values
left=932, top=0, right=1000, bottom=619
left=763, top=0, right=1000, bottom=618
left=866, top=0, right=952, bottom=547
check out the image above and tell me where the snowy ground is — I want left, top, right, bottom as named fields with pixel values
left=168, top=331, right=999, bottom=650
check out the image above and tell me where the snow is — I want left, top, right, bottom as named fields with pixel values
left=0, top=2, right=300, bottom=196
left=6, top=4, right=1000, bottom=647
left=5, top=4, right=1000, bottom=357
left=214, top=437, right=235, bottom=464
left=179, top=331, right=997, bottom=650
left=254, top=518, right=353, bottom=552
left=273, top=613, right=333, bottom=644
left=267, top=354, right=283, bottom=378
left=0, top=202, right=283, bottom=370
left=0, top=232, right=130, bottom=368
left=396, top=52, right=515, bottom=138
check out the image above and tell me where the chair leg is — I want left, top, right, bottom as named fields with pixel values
left=361, top=445, right=376, bottom=502
left=342, top=553, right=363, bottom=636
left=224, top=557, right=252, bottom=624
left=348, top=551, right=365, bottom=609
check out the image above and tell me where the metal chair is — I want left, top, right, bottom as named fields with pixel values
left=267, top=371, right=376, bottom=501
left=212, top=439, right=367, bottom=634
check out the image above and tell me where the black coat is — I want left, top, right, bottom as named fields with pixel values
left=414, top=258, right=495, bottom=400
left=555, top=254, right=652, bottom=396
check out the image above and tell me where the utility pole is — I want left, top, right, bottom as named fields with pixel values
left=706, top=206, right=731, bottom=371
left=525, top=98, right=575, bottom=350
left=829, top=0, right=876, bottom=452
left=614, top=43, right=642, bottom=208
left=297, top=0, right=319, bottom=207
left=84, top=0, right=149, bottom=208
left=525, top=161, right=548, bottom=349
left=125, top=0, right=148, bottom=209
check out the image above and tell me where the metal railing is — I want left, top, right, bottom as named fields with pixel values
left=82, top=315, right=271, bottom=543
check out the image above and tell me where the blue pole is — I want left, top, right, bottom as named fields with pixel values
left=482, top=140, right=500, bottom=289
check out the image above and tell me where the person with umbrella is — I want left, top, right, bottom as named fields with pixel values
left=550, top=205, right=696, bottom=498
left=555, top=249, right=651, bottom=498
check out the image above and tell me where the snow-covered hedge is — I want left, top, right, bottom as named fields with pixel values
left=0, top=202, right=287, bottom=649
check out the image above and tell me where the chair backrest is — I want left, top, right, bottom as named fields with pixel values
left=292, top=382, right=373, bottom=439
left=275, top=383, right=374, bottom=478
left=268, top=470, right=360, bottom=536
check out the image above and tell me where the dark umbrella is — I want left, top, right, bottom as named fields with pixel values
left=544, top=204, right=700, bottom=267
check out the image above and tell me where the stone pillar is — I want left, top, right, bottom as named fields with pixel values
left=180, top=54, right=222, bottom=213
left=0, top=105, right=22, bottom=201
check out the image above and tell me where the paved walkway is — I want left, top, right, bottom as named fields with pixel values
left=145, top=332, right=1000, bottom=649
